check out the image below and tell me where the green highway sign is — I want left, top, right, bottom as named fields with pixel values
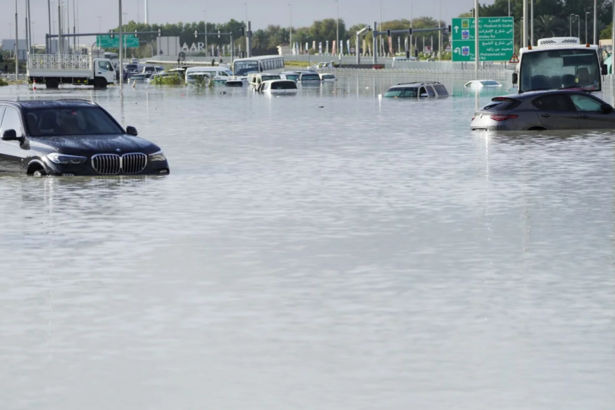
left=451, top=17, right=514, bottom=62
left=96, top=35, right=140, bottom=48
left=451, top=40, right=515, bottom=62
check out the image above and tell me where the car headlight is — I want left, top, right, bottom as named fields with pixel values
left=148, top=150, right=167, bottom=162
left=47, top=153, right=87, bottom=165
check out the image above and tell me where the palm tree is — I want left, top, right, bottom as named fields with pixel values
left=534, top=15, right=564, bottom=39
left=251, top=29, right=268, bottom=54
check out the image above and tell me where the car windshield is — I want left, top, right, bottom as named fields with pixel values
left=23, top=107, right=124, bottom=137
left=262, top=75, right=281, bottom=81
left=519, top=49, right=601, bottom=92
left=234, top=61, right=259, bottom=76
left=302, top=74, right=320, bottom=80
left=384, top=88, right=418, bottom=98
left=481, top=80, right=500, bottom=86
left=270, top=81, right=297, bottom=90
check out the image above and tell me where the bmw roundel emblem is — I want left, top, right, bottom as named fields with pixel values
left=115, top=148, right=122, bottom=152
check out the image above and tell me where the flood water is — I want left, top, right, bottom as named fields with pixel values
left=0, top=79, right=614, bottom=409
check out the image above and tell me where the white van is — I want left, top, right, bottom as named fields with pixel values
left=184, top=66, right=234, bottom=85
left=246, top=72, right=282, bottom=89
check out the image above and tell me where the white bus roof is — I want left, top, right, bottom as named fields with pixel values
left=232, top=55, right=283, bottom=62
left=521, top=37, right=599, bottom=53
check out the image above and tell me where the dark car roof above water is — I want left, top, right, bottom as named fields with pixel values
left=0, top=99, right=98, bottom=109
left=493, top=88, right=589, bottom=101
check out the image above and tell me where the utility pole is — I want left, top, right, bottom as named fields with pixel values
left=530, top=0, right=533, bottom=46
left=585, top=12, right=589, bottom=44
left=335, top=0, right=340, bottom=57
left=438, top=0, right=441, bottom=61
left=522, top=0, right=527, bottom=48
left=475, top=0, right=479, bottom=70
left=15, top=0, right=19, bottom=78
left=48, top=0, right=52, bottom=52
left=593, top=0, right=597, bottom=44
left=203, top=11, right=208, bottom=57
left=119, top=0, right=123, bottom=92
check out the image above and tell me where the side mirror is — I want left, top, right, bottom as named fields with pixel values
left=601, top=103, right=613, bottom=114
left=2, top=129, right=21, bottom=142
left=512, top=72, right=518, bottom=85
left=126, top=126, right=138, bottom=136
left=602, top=64, right=608, bottom=75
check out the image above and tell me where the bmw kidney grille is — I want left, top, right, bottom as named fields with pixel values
left=91, top=153, right=147, bottom=175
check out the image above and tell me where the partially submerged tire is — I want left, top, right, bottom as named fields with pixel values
left=45, top=79, right=59, bottom=89
left=93, top=78, right=107, bottom=89
left=32, top=169, right=46, bottom=177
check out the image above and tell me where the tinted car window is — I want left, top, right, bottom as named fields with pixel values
left=271, top=81, right=297, bottom=90
left=433, top=84, right=448, bottom=96
left=570, top=94, right=603, bottom=111
left=483, top=98, right=521, bottom=111
left=426, top=86, right=435, bottom=97
left=1, top=108, right=23, bottom=136
left=23, top=107, right=124, bottom=136
left=532, top=95, right=575, bottom=111
left=401, top=88, right=417, bottom=97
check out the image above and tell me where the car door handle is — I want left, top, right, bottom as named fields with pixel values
left=579, top=114, right=589, bottom=119
left=541, top=114, right=551, bottom=118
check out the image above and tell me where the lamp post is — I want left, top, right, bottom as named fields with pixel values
left=123, top=12, right=128, bottom=59
left=203, top=10, right=207, bottom=57
left=585, top=11, right=589, bottom=43
left=335, top=0, right=340, bottom=57
left=593, top=0, right=597, bottom=44
left=118, top=0, right=122, bottom=91
left=288, top=4, right=292, bottom=55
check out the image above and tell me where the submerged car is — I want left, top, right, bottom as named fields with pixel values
left=0, top=100, right=170, bottom=176
left=384, top=81, right=449, bottom=98
left=257, top=79, right=298, bottom=95
left=471, top=90, right=615, bottom=131
left=298, top=71, right=322, bottom=84
left=464, top=80, right=502, bottom=88
left=320, top=73, right=337, bottom=82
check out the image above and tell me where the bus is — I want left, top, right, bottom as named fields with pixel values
left=232, top=55, right=285, bottom=76
left=513, top=37, right=607, bottom=95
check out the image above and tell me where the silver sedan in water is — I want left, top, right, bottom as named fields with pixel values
left=471, top=90, right=615, bottom=131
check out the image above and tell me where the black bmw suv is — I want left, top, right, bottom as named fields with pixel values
left=0, top=99, right=169, bottom=176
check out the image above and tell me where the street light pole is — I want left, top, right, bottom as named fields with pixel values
left=335, top=0, right=339, bottom=58
left=119, top=0, right=123, bottom=92
left=289, top=4, right=292, bottom=55
left=585, top=12, right=589, bottom=43
left=530, top=0, right=534, bottom=46
left=203, top=10, right=207, bottom=57
left=593, top=0, right=597, bottom=44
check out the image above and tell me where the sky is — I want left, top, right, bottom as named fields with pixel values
left=1, top=0, right=497, bottom=46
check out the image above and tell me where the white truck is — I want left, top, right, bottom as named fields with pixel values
left=512, top=37, right=607, bottom=96
left=27, top=54, right=116, bottom=89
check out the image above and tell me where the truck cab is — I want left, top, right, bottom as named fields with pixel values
left=93, top=58, right=116, bottom=85
left=513, top=37, right=607, bottom=95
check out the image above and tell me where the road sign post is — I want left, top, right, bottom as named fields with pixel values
left=451, top=17, right=514, bottom=62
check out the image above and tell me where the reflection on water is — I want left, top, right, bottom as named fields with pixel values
left=0, top=79, right=614, bottom=410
